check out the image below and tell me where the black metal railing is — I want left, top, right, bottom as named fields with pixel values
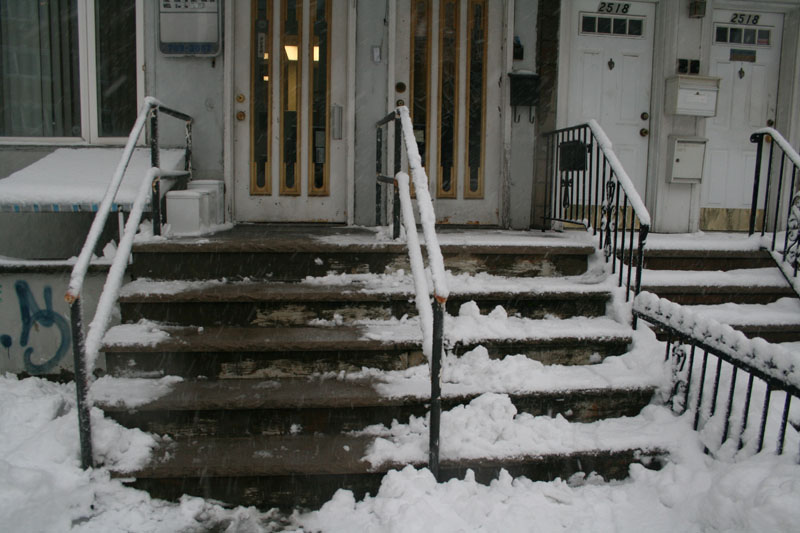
left=543, top=121, right=651, bottom=311
left=376, top=110, right=402, bottom=238
left=65, top=97, right=192, bottom=469
left=634, top=292, right=799, bottom=460
left=375, top=107, right=448, bottom=480
left=749, top=128, right=800, bottom=288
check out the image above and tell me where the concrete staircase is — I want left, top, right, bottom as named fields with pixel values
left=639, top=245, right=800, bottom=344
left=97, top=225, right=663, bottom=509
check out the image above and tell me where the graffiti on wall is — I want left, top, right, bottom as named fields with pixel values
left=0, top=280, right=71, bottom=374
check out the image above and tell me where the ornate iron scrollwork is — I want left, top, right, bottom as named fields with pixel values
left=785, top=190, right=800, bottom=271
left=601, top=180, right=616, bottom=260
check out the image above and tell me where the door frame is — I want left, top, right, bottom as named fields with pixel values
left=557, top=0, right=658, bottom=208
left=223, top=0, right=356, bottom=224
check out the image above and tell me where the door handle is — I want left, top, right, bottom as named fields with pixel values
left=640, top=128, right=649, bottom=137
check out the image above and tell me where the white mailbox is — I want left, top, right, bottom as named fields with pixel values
left=665, top=76, right=720, bottom=117
left=668, top=136, right=707, bottom=184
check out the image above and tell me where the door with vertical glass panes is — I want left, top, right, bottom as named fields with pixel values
left=233, top=0, right=348, bottom=222
left=394, top=0, right=504, bottom=225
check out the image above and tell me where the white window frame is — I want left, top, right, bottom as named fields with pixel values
left=0, top=0, right=144, bottom=146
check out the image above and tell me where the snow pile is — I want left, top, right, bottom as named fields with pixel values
left=298, top=451, right=800, bottom=533
left=102, top=319, right=172, bottom=347
left=359, top=395, right=674, bottom=469
left=0, top=374, right=274, bottom=531
left=90, top=376, right=183, bottom=408
left=634, top=292, right=800, bottom=390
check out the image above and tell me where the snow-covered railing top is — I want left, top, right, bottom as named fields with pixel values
left=588, top=119, right=650, bottom=227
left=396, top=106, right=449, bottom=302
left=752, top=127, right=800, bottom=170
left=633, top=291, right=800, bottom=393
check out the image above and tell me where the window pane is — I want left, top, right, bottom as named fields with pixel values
left=628, top=18, right=642, bottom=36
left=729, top=27, right=742, bottom=43
left=597, top=17, right=611, bottom=34
left=582, top=15, right=596, bottom=33
left=438, top=0, right=457, bottom=197
left=757, top=30, right=770, bottom=46
left=411, top=0, right=428, bottom=168
left=743, top=28, right=756, bottom=45
left=0, top=0, right=81, bottom=137
left=309, top=0, right=329, bottom=195
left=95, top=0, right=136, bottom=137
left=251, top=0, right=271, bottom=194
left=613, top=18, right=626, bottom=35
left=715, top=26, right=728, bottom=43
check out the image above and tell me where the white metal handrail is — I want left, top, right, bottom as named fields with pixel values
left=64, top=97, right=192, bottom=469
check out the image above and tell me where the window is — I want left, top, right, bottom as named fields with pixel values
left=0, top=0, right=142, bottom=141
left=714, top=24, right=771, bottom=47
left=580, top=13, right=645, bottom=38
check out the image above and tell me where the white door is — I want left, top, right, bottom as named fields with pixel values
left=702, top=9, right=783, bottom=226
left=565, top=0, right=655, bottom=198
left=394, top=0, right=504, bottom=225
left=233, top=0, right=348, bottom=222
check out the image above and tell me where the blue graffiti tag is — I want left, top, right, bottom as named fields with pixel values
left=12, top=281, right=71, bottom=374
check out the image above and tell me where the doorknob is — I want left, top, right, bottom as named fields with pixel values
left=767, top=119, right=775, bottom=127
left=236, top=111, right=246, bottom=121
left=641, top=112, right=650, bottom=121
left=639, top=128, right=649, bottom=137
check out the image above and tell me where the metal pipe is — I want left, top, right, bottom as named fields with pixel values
left=70, top=299, right=94, bottom=469
left=722, top=366, right=738, bottom=445
left=393, top=118, right=402, bottom=240
left=776, top=392, right=791, bottom=455
left=694, top=351, right=709, bottom=431
left=756, top=384, right=772, bottom=453
left=429, top=299, right=445, bottom=481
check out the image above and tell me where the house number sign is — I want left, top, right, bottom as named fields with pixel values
left=597, top=2, right=631, bottom=14
left=729, top=13, right=761, bottom=25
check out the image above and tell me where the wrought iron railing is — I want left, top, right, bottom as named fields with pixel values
left=376, top=106, right=449, bottom=479
left=634, top=292, right=799, bottom=460
left=749, top=128, right=800, bottom=289
left=65, top=97, right=193, bottom=469
left=543, top=121, right=651, bottom=310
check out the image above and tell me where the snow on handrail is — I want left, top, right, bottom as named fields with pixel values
left=396, top=172, right=434, bottom=358
left=66, top=97, right=164, bottom=303
left=396, top=106, right=450, bottom=301
left=587, top=119, right=651, bottom=227
left=753, top=127, right=800, bottom=170
left=634, top=291, right=800, bottom=392
left=83, top=167, right=189, bottom=372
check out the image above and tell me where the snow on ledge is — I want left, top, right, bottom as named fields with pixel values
left=0, top=147, right=183, bottom=208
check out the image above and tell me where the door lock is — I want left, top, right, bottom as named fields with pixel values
left=236, top=111, right=246, bottom=121
left=236, top=93, right=246, bottom=103
left=641, top=112, right=650, bottom=121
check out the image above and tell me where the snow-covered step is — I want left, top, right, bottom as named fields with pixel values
left=102, top=318, right=632, bottom=378
left=118, top=277, right=612, bottom=326
left=96, top=376, right=655, bottom=438
left=639, top=249, right=773, bottom=271
left=641, top=267, right=794, bottom=304
left=119, top=432, right=666, bottom=509
left=130, top=225, right=595, bottom=280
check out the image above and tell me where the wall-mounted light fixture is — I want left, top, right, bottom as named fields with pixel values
left=689, top=1, right=706, bottom=18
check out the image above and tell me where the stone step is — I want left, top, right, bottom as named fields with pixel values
left=637, top=249, right=774, bottom=271
left=102, top=322, right=632, bottom=378
left=99, top=378, right=655, bottom=438
left=655, top=322, right=800, bottom=344
left=118, top=280, right=611, bottom=326
left=119, top=433, right=666, bottom=509
left=640, top=284, right=794, bottom=305
left=130, top=226, right=594, bottom=281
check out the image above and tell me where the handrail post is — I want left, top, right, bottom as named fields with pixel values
left=69, top=298, right=94, bottom=469
left=184, top=120, right=193, bottom=174
left=150, top=108, right=161, bottom=236
left=393, top=116, right=402, bottom=239
left=632, top=223, right=649, bottom=329
left=749, top=133, right=764, bottom=235
left=376, top=127, right=383, bottom=225
left=429, top=296, right=445, bottom=481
